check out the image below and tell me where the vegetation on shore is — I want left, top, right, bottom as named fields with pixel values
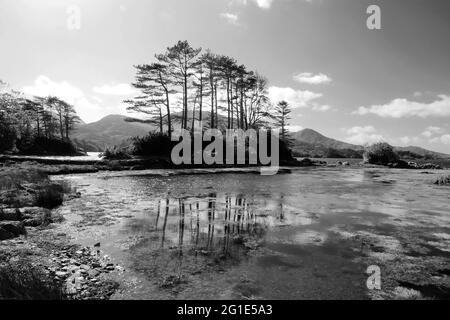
left=0, top=81, right=82, bottom=156
left=0, top=257, right=67, bottom=300
left=363, top=142, right=400, bottom=165
left=435, top=175, right=450, bottom=185
left=0, top=166, right=72, bottom=210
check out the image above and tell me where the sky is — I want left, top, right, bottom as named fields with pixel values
left=1, top=0, right=450, bottom=153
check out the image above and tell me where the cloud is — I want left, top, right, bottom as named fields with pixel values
left=354, top=94, right=450, bottom=118
left=22, top=75, right=126, bottom=123
left=312, top=104, right=332, bottom=112
left=220, top=12, right=240, bottom=25
left=344, top=126, right=385, bottom=145
left=421, top=126, right=443, bottom=138
left=441, top=135, right=450, bottom=145
left=22, top=75, right=85, bottom=103
left=286, top=125, right=304, bottom=132
left=93, top=83, right=136, bottom=96
left=268, top=86, right=322, bottom=108
left=293, top=72, right=332, bottom=85
left=231, top=0, right=274, bottom=9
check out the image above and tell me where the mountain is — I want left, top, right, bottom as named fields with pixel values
left=394, top=146, right=450, bottom=160
left=72, top=115, right=155, bottom=152
left=291, top=128, right=450, bottom=159
left=71, top=116, right=450, bottom=159
left=291, top=129, right=363, bottom=151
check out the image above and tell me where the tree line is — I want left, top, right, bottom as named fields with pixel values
left=0, top=81, right=80, bottom=154
left=125, top=40, right=292, bottom=142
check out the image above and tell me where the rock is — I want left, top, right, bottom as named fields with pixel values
left=0, top=221, right=26, bottom=240
left=94, top=242, right=101, bottom=248
left=19, top=207, right=52, bottom=226
left=390, top=160, right=411, bottom=169
left=0, top=208, right=22, bottom=221
left=88, top=269, right=100, bottom=278
left=343, top=162, right=350, bottom=166
left=55, top=271, right=68, bottom=278
left=298, top=158, right=314, bottom=166
left=0, top=228, right=14, bottom=241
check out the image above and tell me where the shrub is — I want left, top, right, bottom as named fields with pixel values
left=0, top=167, right=48, bottom=191
left=100, top=147, right=132, bottom=160
left=131, top=132, right=174, bottom=157
left=17, top=136, right=79, bottom=156
left=0, top=123, right=17, bottom=153
left=34, top=183, right=66, bottom=209
left=0, top=260, right=67, bottom=300
left=363, top=142, right=399, bottom=165
left=435, top=175, right=450, bottom=186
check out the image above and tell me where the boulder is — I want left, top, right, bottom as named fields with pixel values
left=390, top=160, right=411, bottom=169
left=19, top=207, right=52, bottom=226
left=0, top=208, right=22, bottom=221
left=298, top=158, right=314, bottom=166
left=0, top=221, right=26, bottom=240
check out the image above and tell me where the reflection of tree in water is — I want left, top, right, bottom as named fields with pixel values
left=128, top=192, right=272, bottom=286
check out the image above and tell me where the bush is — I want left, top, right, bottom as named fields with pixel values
left=131, top=132, right=175, bottom=157
left=34, top=183, right=69, bottom=209
left=0, top=260, right=67, bottom=300
left=363, top=142, right=399, bottom=165
left=435, top=175, right=450, bottom=186
left=0, top=123, right=17, bottom=153
left=17, top=136, right=80, bottom=156
left=0, top=167, right=48, bottom=191
left=100, top=147, right=132, bottom=160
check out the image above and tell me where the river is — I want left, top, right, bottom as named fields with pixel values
left=52, top=166, right=450, bottom=300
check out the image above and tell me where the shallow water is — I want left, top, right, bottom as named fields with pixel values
left=54, top=167, right=450, bottom=300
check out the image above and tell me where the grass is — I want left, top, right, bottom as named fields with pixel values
left=100, top=147, right=132, bottom=160
left=0, top=166, right=48, bottom=191
left=435, top=175, right=450, bottom=186
left=0, top=259, right=67, bottom=300
left=0, top=166, right=73, bottom=209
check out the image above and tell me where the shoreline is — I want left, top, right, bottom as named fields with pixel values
left=0, top=166, right=121, bottom=300
left=0, top=155, right=447, bottom=176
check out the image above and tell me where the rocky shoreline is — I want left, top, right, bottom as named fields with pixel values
left=0, top=166, right=121, bottom=300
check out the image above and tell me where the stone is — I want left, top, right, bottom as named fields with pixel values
left=88, top=269, right=100, bottom=278
left=0, top=221, right=26, bottom=240
left=0, top=208, right=22, bottom=221
left=19, top=207, right=52, bottom=226
left=55, top=271, right=68, bottom=278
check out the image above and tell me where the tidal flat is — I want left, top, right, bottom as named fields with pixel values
left=45, top=166, right=450, bottom=300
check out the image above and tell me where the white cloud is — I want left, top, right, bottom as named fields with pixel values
left=252, top=0, right=274, bottom=9
left=22, top=75, right=84, bottom=103
left=312, top=104, right=332, bottom=112
left=293, top=72, right=332, bottom=85
left=268, top=86, right=322, bottom=108
left=22, top=75, right=127, bottom=123
left=231, top=0, right=274, bottom=9
left=220, top=12, right=240, bottom=25
left=421, top=126, right=443, bottom=138
left=354, top=94, right=450, bottom=118
left=93, top=83, right=136, bottom=96
left=286, top=125, right=304, bottom=132
left=344, top=126, right=385, bottom=145
left=440, top=135, right=450, bottom=145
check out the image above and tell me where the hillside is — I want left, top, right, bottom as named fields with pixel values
left=72, top=115, right=154, bottom=152
left=71, top=116, right=449, bottom=159
left=291, top=129, right=450, bottom=159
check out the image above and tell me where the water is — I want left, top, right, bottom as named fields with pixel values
left=3, top=152, right=102, bottom=162
left=54, top=167, right=450, bottom=300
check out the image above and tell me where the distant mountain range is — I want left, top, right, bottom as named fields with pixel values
left=72, top=115, right=450, bottom=159
left=72, top=115, right=154, bottom=152
left=291, top=128, right=450, bottom=160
